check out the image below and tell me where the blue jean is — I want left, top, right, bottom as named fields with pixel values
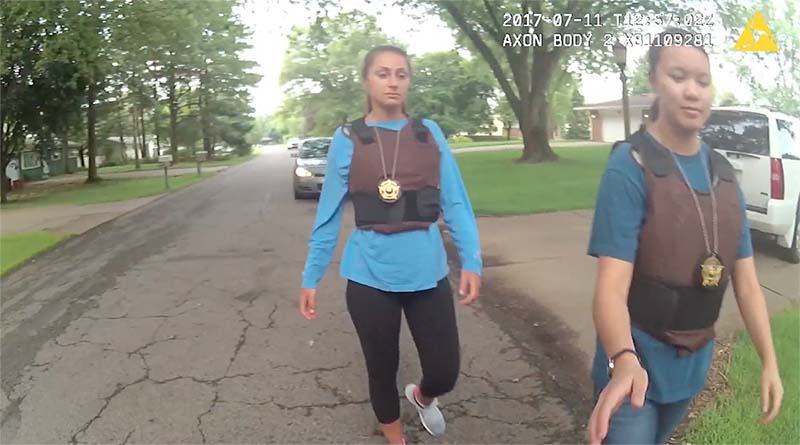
left=595, top=388, right=692, bottom=444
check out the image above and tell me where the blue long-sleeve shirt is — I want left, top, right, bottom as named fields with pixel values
left=301, top=118, right=482, bottom=292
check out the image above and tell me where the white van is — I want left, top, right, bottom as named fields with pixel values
left=701, top=107, right=800, bottom=263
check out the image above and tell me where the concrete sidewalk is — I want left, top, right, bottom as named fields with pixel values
left=477, top=210, right=800, bottom=369
left=0, top=197, right=162, bottom=236
left=22, top=166, right=229, bottom=188
left=1, top=165, right=236, bottom=236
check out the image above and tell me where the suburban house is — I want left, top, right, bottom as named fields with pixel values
left=18, top=136, right=80, bottom=181
left=490, top=117, right=523, bottom=139
left=13, top=135, right=159, bottom=182
left=574, top=94, right=655, bottom=142
left=99, top=136, right=158, bottom=165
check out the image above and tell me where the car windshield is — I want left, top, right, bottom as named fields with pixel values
left=299, top=139, right=330, bottom=159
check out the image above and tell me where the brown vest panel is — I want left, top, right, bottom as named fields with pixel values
left=625, top=131, right=742, bottom=354
left=347, top=117, right=441, bottom=234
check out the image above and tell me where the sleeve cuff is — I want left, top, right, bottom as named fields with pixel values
left=587, top=245, right=636, bottom=263
left=301, top=275, right=318, bottom=289
left=461, top=257, right=483, bottom=276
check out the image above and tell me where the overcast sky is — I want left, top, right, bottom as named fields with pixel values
left=236, top=0, right=776, bottom=117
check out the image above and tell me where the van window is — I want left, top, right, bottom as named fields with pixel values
left=776, top=119, right=799, bottom=159
left=701, top=111, right=769, bottom=156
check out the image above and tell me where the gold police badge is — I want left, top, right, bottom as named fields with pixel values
left=378, top=178, right=401, bottom=203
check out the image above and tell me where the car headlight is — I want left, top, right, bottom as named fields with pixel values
left=295, top=167, right=313, bottom=177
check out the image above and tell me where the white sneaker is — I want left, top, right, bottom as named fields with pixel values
left=404, top=383, right=445, bottom=436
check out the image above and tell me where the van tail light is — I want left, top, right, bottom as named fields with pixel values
left=770, top=157, right=784, bottom=200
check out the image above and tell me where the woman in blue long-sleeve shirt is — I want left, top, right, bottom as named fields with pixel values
left=298, top=45, right=482, bottom=445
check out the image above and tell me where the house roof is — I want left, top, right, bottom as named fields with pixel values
left=574, top=94, right=655, bottom=111
left=24, top=135, right=82, bottom=148
left=105, top=136, right=156, bottom=145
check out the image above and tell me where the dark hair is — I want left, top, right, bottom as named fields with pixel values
left=646, top=27, right=709, bottom=121
left=361, top=45, right=411, bottom=114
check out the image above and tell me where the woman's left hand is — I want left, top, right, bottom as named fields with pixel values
left=760, top=364, right=783, bottom=424
left=458, top=271, right=481, bottom=305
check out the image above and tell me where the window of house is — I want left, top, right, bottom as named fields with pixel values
left=21, top=151, right=41, bottom=170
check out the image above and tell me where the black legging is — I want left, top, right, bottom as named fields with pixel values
left=346, top=278, right=460, bottom=424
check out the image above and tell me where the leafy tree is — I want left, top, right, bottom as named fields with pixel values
left=716, top=0, right=799, bottom=114
left=409, top=51, right=496, bottom=137
left=566, top=89, right=590, bottom=140
left=495, top=98, right=516, bottom=140
left=398, top=0, right=689, bottom=162
left=280, top=11, right=393, bottom=136
left=629, top=55, right=650, bottom=96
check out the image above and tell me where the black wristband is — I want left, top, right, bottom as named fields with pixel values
left=608, top=348, right=641, bottom=378
left=610, top=348, right=639, bottom=363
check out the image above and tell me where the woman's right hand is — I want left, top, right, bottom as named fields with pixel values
left=299, top=288, right=317, bottom=320
left=588, top=354, right=649, bottom=445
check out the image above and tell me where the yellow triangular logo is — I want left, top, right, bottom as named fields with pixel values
left=734, top=11, right=779, bottom=51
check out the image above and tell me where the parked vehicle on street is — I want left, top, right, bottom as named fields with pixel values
left=701, top=106, right=800, bottom=263
left=292, top=137, right=331, bottom=199
left=286, top=137, right=301, bottom=150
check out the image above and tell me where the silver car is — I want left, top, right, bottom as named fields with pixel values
left=293, top=137, right=331, bottom=199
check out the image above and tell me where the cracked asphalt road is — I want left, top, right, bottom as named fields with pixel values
left=1, top=147, right=589, bottom=444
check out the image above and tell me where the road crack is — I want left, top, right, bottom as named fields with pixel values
left=69, top=376, right=147, bottom=445
left=120, top=429, right=134, bottom=445
left=196, top=390, right=219, bottom=444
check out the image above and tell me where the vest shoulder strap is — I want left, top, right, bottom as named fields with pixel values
left=347, top=116, right=432, bottom=145
left=348, top=117, right=375, bottom=145
left=411, top=118, right=429, bottom=143
left=629, top=130, right=674, bottom=177
left=610, top=140, right=627, bottom=153
left=342, top=117, right=430, bottom=145
left=709, top=149, right=736, bottom=182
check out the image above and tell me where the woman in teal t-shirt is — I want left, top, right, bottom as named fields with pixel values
left=587, top=28, right=784, bottom=445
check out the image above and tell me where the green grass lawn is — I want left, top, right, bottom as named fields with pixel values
left=684, top=308, right=800, bottom=444
left=450, top=139, right=522, bottom=149
left=2, top=173, right=215, bottom=209
left=97, top=153, right=257, bottom=175
left=96, top=163, right=162, bottom=174
left=0, top=231, right=71, bottom=275
left=456, top=145, right=611, bottom=215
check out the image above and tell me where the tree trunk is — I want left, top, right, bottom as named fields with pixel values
left=201, top=96, right=213, bottom=159
left=168, top=68, right=178, bottom=158
left=152, top=85, right=162, bottom=157
left=131, top=107, right=141, bottom=169
left=1, top=111, right=8, bottom=204
left=117, top=108, right=127, bottom=163
left=518, top=91, right=558, bottom=163
left=61, top=131, right=70, bottom=174
left=0, top=151, right=8, bottom=204
left=86, top=82, right=99, bottom=183
left=79, top=147, right=86, bottom=168
left=139, top=105, right=148, bottom=159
